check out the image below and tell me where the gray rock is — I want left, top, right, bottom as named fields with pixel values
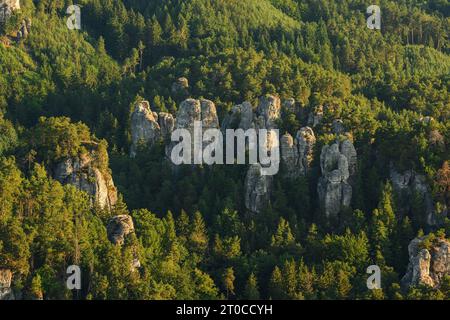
left=107, top=215, right=135, bottom=246
left=201, top=99, right=220, bottom=129
left=0, top=0, right=20, bottom=24
left=307, top=105, right=324, bottom=127
left=130, top=101, right=161, bottom=157
left=390, top=166, right=437, bottom=226
left=280, top=127, right=316, bottom=179
left=0, top=269, right=13, bottom=300
left=223, top=102, right=254, bottom=131
left=54, top=152, right=118, bottom=210
left=318, top=140, right=356, bottom=218
left=282, top=98, right=297, bottom=115
left=171, top=77, right=189, bottom=97
left=245, top=164, right=272, bottom=214
left=332, top=119, right=345, bottom=135
left=158, top=112, right=175, bottom=141
left=402, top=237, right=450, bottom=288
left=256, top=95, right=281, bottom=129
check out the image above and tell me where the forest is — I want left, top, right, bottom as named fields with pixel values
left=0, top=0, right=449, bottom=300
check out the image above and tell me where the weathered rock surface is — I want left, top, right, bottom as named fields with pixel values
left=54, top=152, right=118, bottom=210
left=130, top=101, right=161, bottom=157
left=107, top=215, right=135, bottom=246
left=223, top=102, right=254, bottom=130
left=171, top=77, right=189, bottom=97
left=256, top=95, right=281, bottom=129
left=390, top=166, right=436, bottom=226
left=280, top=127, right=316, bottom=179
left=0, top=269, right=13, bottom=300
left=282, top=98, right=298, bottom=115
left=158, top=112, right=175, bottom=141
left=307, top=105, right=324, bottom=127
left=317, top=140, right=356, bottom=218
left=332, top=119, right=345, bottom=135
left=402, top=237, right=450, bottom=288
left=0, top=0, right=20, bottom=23
left=245, top=164, right=272, bottom=214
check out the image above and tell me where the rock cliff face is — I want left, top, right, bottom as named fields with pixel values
left=317, top=140, right=356, bottom=218
left=245, top=164, right=272, bottom=214
left=390, top=167, right=436, bottom=226
left=0, top=0, right=20, bottom=23
left=255, top=95, right=281, bottom=130
left=107, top=215, right=135, bottom=246
left=280, top=127, right=316, bottom=179
left=158, top=112, right=175, bottom=142
left=0, top=269, right=13, bottom=300
left=223, top=101, right=254, bottom=130
left=307, top=105, right=324, bottom=127
left=130, top=101, right=161, bottom=157
left=54, top=151, right=118, bottom=210
left=402, top=237, right=450, bottom=288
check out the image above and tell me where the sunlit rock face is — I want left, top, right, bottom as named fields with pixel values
left=130, top=101, right=161, bottom=157
left=0, top=269, right=13, bottom=300
left=0, top=0, right=20, bottom=23
left=54, top=151, right=118, bottom=210
left=402, top=237, right=450, bottom=289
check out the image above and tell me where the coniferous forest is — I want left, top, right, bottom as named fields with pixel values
left=0, top=0, right=449, bottom=300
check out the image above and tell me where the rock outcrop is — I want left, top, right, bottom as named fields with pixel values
left=0, top=0, right=20, bottom=23
left=107, top=215, right=135, bottom=246
left=0, top=269, right=13, bottom=300
left=332, top=119, right=345, bottom=135
left=54, top=151, right=118, bottom=210
left=245, top=164, right=272, bottom=214
left=402, top=237, right=450, bottom=288
left=255, top=95, right=281, bottom=130
left=280, top=127, right=316, bottom=179
left=390, top=166, right=436, bottom=226
left=317, top=140, right=356, bottom=218
left=158, top=112, right=175, bottom=142
left=307, top=105, right=324, bottom=127
left=222, top=101, right=254, bottom=131
left=130, top=101, right=161, bottom=157
left=171, top=77, right=189, bottom=97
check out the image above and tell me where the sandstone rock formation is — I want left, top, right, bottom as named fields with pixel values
left=390, top=166, right=436, bottom=226
left=255, top=95, right=281, bottom=129
left=0, top=269, right=13, bottom=300
left=158, top=112, right=175, bottom=141
left=0, top=0, right=20, bottom=23
left=402, top=237, right=450, bottom=288
left=280, top=127, right=316, bottom=179
left=307, top=105, right=324, bottom=127
left=130, top=101, right=161, bottom=157
left=317, top=140, right=356, bottom=218
left=332, top=119, right=345, bottom=135
left=282, top=98, right=297, bottom=114
left=171, top=77, right=189, bottom=97
left=54, top=151, right=118, bottom=210
left=107, top=215, right=135, bottom=246
left=245, top=164, right=272, bottom=214
left=222, top=101, right=254, bottom=131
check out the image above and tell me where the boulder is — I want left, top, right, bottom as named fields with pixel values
left=282, top=98, right=298, bottom=115
left=107, top=215, right=135, bottom=246
left=223, top=102, right=254, bottom=131
left=130, top=101, right=161, bottom=157
left=402, top=237, right=450, bottom=288
left=54, top=152, right=117, bottom=210
left=317, top=140, right=356, bottom=218
left=245, top=164, right=272, bottom=214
